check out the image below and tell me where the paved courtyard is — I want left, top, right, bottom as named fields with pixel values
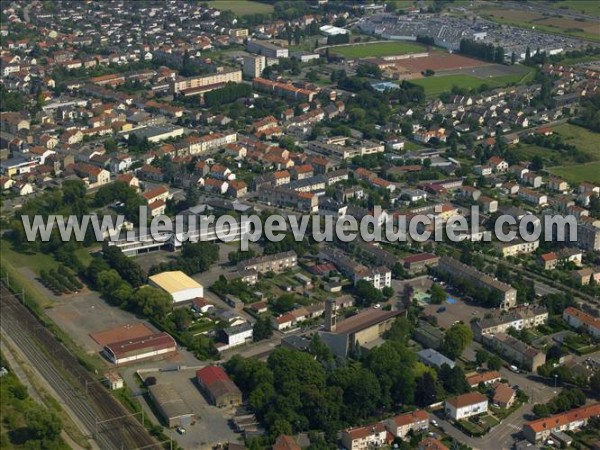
left=138, top=368, right=241, bottom=449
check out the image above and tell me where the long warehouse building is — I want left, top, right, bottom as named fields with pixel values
left=104, top=332, right=177, bottom=365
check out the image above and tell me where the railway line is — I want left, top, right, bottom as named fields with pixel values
left=0, top=284, right=160, bottom=450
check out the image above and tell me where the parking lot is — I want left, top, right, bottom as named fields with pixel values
left=422, top=291, right=492, bottom=329
left=139, top=368, right=241, bottom=449
left=46, top=287, right=155, bottom=354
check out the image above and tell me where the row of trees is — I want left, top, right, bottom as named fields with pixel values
left=148, top=241, right=220, bottom=276
left=204, top=82, right=252, bottom=108
left=94, top=180, right=147, bottom=222
left=532, top=388, right=587, bottom=418
left=459, top=38, right=505, bottom=64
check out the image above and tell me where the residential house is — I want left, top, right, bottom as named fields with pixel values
left=385, top=410, right=429, bottom=439
left=341, top=423, right=388, bottom=450
left=522, top=404, right=600, bottom=443
left=466, top=371, right=502, bottom=389
left=445, top=392, right=488, bottom=421
left=563, top=307, right=600, bottom=338
left=488, top=156, right=508, bottom=173
left=493, top=384, right=516, bottom=409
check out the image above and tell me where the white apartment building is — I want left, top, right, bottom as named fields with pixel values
left=445, top=392, right=488, bottom=421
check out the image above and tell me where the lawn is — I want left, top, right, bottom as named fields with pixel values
left=207, top=1, right=274, bottom=16
left=552, top=123, right=600, bottom=160
left=550, top=161, right=600, bottom=184
left=1, top=239, right=59, bottom=274
left=332, top=41, right=425, bottom=59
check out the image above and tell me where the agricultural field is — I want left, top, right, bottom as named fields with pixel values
left=482, top=8, right=600, bottom=42
left=544, top=0, right=600, bottom=17
left=550, top=161, right=600, bottom=183
left=331, top=41, right=425, bottom=59
left=207, top=0, right=274, bottom=16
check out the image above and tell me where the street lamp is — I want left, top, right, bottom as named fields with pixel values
left=553, top=374, right=558, bottom=394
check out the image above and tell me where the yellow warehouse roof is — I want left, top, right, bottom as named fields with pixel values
left=148, top=271, right=203, bottom=294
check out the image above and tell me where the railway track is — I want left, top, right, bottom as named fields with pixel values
left=0, top=285, right=160, bottom=450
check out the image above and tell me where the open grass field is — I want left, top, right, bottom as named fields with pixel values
left=207, top=0, right=274, bottom=16
left=410, top=75, right=488, bottom=96
left=409, top=66, right=533, bottom=96
left=552, top=123, right=600, bottom=160
left=332, top=41, right=425, bottom=59
left=482, top=8, right=600, bottom=42
left=550, top=161, right=600, bottom=183
left=545, top=0, right=600, bottom=17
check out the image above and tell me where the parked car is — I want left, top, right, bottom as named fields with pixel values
left=436, top=307, right=446, bottom=313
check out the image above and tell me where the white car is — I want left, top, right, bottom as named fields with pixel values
left=176, top=427, right=186, bottom=435
left=373, top=303, right=381, bottom=309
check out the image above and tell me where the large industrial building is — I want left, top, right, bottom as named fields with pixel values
left=148, top=271, right=204, bottom=303
left=196, top=366, right=243, bottom=407
left=103, top=332, right=177, bottom=365
left=147, top=383, right=195, bottom=428
left=319, top=300, right=402, bottom=358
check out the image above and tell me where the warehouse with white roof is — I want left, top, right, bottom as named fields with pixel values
left=148, top=270, right=204, bottom=303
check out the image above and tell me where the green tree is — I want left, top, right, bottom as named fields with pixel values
left=26, top=409, right=62, bottom=441
left=430, top=283, right=447, bottom=305
left=441, top=323, right=473, bottom=359
left=487, top=355, right=502, bottom=371
left=253, top=315, right=274, bottom=342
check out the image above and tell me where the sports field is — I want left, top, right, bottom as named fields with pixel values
left=207, top=1, right=274, bottom=16
left=332, top=41, right=425, bottom=59
left=483, top=8, right=600, bottom=42
left=409, top=69, right=531, bottom=96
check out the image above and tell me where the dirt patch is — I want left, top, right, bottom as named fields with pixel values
left=396, top=51, right=488, bottom=72
left=90, top=323, right=155, bottom=347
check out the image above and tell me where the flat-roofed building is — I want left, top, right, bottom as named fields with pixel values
left=170, top=69, right=242, bottom=96
left=243, top=55, right=266, bottom=78
left=104, top=332, right=177, bottom=365
left=319, top=306, right=402, bottom=358
left=417, top=348, right=455, bottom=369
left=148, top=271, right=204, bottom=303
left=246, top=40, right=288, bottom=58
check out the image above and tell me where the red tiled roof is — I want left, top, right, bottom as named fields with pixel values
left=524, top=403, right=600, bottom=433
left=196, top=366, right=230, bottom=385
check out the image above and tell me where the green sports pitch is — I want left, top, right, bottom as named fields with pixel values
left=331, top=41, right=425, bottom=59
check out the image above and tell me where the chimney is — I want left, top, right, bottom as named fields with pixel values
left=324, top=298, right=336, bottom=332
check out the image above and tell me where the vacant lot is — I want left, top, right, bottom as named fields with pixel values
left=550, top=161, right=600, bottom=184
left=207, top=1, right=273, bottom=16
left=332, top=41, right=425, bottom=59
left=483, top=8, right=600, bottom=42
left=553, top=123, right=600, bottom=160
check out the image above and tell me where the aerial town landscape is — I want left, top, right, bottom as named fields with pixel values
left=0, top=0, right=600, bottom=449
